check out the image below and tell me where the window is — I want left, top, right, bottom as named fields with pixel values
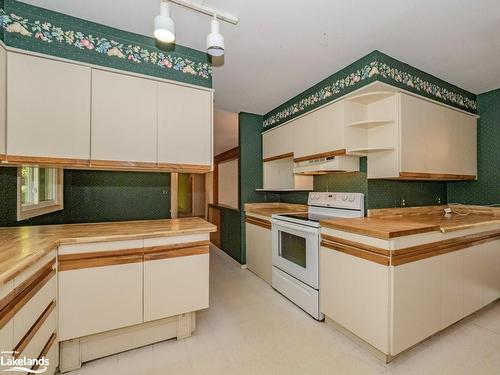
left=17, top=167, right=64, bottom=220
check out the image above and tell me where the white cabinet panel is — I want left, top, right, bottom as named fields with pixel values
left=293, top=101, right=345, bottom=159
left=58, top=262, right=143, bottom=341
left=0, top=45, right=6, bottom=157
left=391, top=256, right=441, bottom=355
left=399, top=93, right=477, bottom=176
left=320, top=247, right=390, bottom=354
left=440, top=250, right=464, bottom=327
left=7, top=53, right=91, bottom=159
left=245, top=222, right=272, bottom=284
left=262, top=123, right=294, bottom=159
left=91, top=70, right=157, bottom=163
left=144, top=253, right=209, bottom=322
left=463, top=245, right=485, bottom=316
left=480, top=239, right=500, bottom=306
left=157, top=83, right=212, bottom=166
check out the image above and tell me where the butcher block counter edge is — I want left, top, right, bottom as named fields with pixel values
left=0, top=217, right=216, bottom=286
left=244, top=202, right=308, bottom=218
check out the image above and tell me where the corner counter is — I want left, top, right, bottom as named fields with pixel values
left=319, top=205, right=500, bottom=362
left=0, top=218, right=216, bottom=373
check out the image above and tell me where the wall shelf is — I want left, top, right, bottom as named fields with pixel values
left=347, top=120, right=393, bottom=129
left=347, top=91, right=395, bottom=105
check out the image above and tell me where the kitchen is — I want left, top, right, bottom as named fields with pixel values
left=0, top=0, right=499, bottom=374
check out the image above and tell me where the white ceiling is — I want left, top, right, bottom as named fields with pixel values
left=214, top=110, right=238, bottom=155
left=23, top=0, right=500, bottom=114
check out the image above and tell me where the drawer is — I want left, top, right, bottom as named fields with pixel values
left=0, top=320, right=13, bottom=356
left=14, top=250, right=56, bottom=288
left=58, top=239, right=143, bottom=255
left=13, top=275, right=56, bottom=346
left=143, top=233, right=209, bottom=247
left=16, top=308, right=56, bottom=368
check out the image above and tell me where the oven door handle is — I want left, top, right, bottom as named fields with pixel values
left=271, top=219, right=319, bottom=235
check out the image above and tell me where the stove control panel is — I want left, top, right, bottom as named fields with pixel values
left=308, top=192, right=364, bottom=211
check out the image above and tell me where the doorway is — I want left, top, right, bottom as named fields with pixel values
left=172, top=173, right=206, bottom=218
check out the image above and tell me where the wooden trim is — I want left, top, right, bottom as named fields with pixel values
left=143, top=241, right=209, bottom=255
left=321, top=234, right=390, bottom=256
left=90, top=159, right=158, bottom=170
left=5, top=155, right=89, bottom=167
left=0, top=258, right=55, bottom=315
left=245, top=216, right=272, bottom=230
left=0, top=268, right=55, bottom=330
left=214, top=147, right=239, bottom=163
left=321, top=230, right=500, bottom=266
left=13, top=300, right=56, bottom=358
left=321, top=239, right=390, bottom=266
left=157, top=163, right=211, bottom=173
left=293, top=149, right=346, bottom=163
left=31, top=332, right=57, bottom=372
left=263, top=152, right=294, bottom=163
left=391, top=230, right=500, bottom=266
left=399, top=172, right=476, bottom=181
left=144, top=245, right=209, bottom=261
left=59, top=254, right=143, bottom=271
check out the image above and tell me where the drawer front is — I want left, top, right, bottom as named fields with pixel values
left=58, top=239, right=143, bottom=256
left=16, top=309, right=56, bottom=369
left=13, top=276, right=56, bottom=346
left=0, top=320, right=13, bottom=356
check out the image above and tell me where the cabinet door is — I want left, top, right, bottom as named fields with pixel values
left=58, top=262, right=143, bottom=341
left=400, top=93, right=477, bottom=177
left=7, top=53, right=91, bottom=159
left=143, top=236, right=209, bottom=322
left=157, top=83, right=212, bottom=166
left=440, top=250, right=464, bottom=327
left=293, top=101, right=345, bottom=159
left=0, top=46, right=6, bottom=158
left=91, top=70, right=157, bottom=163
left=246, top=221, right=272, bottom=284
left=262, top=123, right=294, bottom=159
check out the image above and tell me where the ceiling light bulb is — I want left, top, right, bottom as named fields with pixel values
left=207, top=15, right=224, bottom=57
left=154, top=0, right=175, bottom=43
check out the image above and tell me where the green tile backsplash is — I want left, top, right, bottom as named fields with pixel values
left=0, top=167, right=171, bottom=226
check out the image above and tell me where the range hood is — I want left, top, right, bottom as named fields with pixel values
left=293, top=156, right=359, bottom=175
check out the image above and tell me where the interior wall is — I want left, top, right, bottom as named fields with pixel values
left=0, top=167, right=171, bottom=226
left=448, top=88, right=500, bottom=205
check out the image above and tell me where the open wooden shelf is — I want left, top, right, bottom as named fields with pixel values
left=347, top=91, right=395, bottom=105
left=347, top=120, right=393, bottom=129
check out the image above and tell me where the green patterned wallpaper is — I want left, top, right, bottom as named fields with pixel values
left=263, top=50, right=477, bottom=129
left=0, top=0, right=211, bottom=87
left=447, top=88, right=500, bottom=205
left=0, top=167, right=171, bottom=226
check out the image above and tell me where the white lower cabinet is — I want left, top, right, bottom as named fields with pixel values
left=58, top=262, right=143, bottom=340
left=144, top=253, right=209, bottom=322
left=245, top=220, right=272, bottom=284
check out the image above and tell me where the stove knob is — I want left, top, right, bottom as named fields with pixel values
left=342, top=195, right=348, bottom=201
left=349, top=196, right=355, bottom=202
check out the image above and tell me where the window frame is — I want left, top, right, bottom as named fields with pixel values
left=17, top=167, right=64, bottom=221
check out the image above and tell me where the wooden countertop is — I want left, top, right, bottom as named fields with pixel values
left=321, top=206, right=500, bottom=239
left=244, top=203, right=308, bottom=218
left=0, top=217, right=216, bottom=286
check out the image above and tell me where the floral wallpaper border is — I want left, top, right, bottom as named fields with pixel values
left=263, top=53, right=477, bottom=129
left=0, top=5, right=212, bottom=86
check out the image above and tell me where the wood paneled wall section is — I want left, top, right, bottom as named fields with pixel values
left=208, top=206, right=221, bottom=247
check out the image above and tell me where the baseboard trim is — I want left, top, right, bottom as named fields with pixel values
left=210, top=244, right=247, bottom=269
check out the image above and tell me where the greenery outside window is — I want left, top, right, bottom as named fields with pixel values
left=17, top=167, right=64, bottom=221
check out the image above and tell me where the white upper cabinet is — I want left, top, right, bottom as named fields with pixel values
left=91, top=70, right=158, bottom=164
left=7, top=53, right=91, bottom=159
left=0, top=45, right=6, bottom=158
left=262, top=122, right=294, bottom=160
left=157, top=82, right=212, bottom=166
left=399, top=93, right=477, bottom=177
left=293, top=100, right=345, bottom=159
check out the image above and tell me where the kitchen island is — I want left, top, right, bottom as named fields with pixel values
left=319, top=205, right=500, bottom=362
left=0, top=217, right=216, bottom=373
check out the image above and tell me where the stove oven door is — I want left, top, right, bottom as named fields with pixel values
left=271, top=219, right=319, bottom=289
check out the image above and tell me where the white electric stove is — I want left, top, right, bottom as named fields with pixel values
left=271, top=192, right=364, bottom=320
